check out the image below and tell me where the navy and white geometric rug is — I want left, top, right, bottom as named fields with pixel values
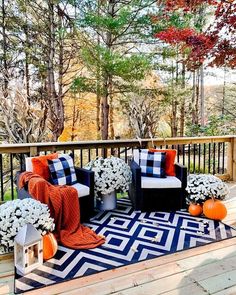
left=15, top=198, right=236, bottom=293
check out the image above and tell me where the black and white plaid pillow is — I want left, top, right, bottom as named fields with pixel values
left=139, top=149, right=166, bottom=178
left=48, top=154, right=77, bottom=185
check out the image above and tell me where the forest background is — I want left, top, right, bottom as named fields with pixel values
left=0, top=0, right=236, bottom=144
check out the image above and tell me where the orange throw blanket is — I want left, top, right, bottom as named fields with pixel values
left=19, top=172, right=105, bottom=249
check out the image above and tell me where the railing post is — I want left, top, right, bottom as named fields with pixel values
left=227, top=136, right=236, bottom=180
left=30, top=146, right=38, bottom=157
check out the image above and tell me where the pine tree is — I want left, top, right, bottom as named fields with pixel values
left=73, top=0, right=156, bottom=139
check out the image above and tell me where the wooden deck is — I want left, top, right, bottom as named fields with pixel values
left=1, top=183, right=236, bottom=295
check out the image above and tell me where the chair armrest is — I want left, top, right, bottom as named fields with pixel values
left=130, top=160, right=141, bottom=190
left=16, top=171, right=33, bottom=199
left=129, top=160, right=143, bottom=210
left=16, top=171, right=27, bottom=190
left=16, top=171, right=21, bottom=187
left=75, top=167, right=94, bottom=188
left=175, top=163, right=187, bottom=189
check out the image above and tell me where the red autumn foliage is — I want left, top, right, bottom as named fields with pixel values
left=163, top=0, right=217, bottom=11
left=155, top=27, right=196, bottom=44
left=154, top=0, right=236, bottom=69
left=208, top=1, right=236, bottom=68
left=186, top=34, right=218, bottom=69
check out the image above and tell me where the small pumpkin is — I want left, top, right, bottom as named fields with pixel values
left=43, top=232, right=58, bottom=260
left=188, top=203, right=203, bottom=216
left=203, top=198, right=227, bottom=220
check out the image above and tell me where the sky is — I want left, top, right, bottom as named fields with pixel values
left=204, top=68, right=236, bottom=86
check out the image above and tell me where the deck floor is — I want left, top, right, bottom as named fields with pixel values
left=1, top=183, right=236, bottom=295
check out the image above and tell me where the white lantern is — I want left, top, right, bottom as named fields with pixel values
left=14, top=224, right=43, bottom=275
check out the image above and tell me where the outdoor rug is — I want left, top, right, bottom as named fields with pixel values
left=15, top=198, right=236, bottom=293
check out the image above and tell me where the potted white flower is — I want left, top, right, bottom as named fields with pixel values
left=186, top=174, right=229, bottom=205
left=85, top=156, right=132, bottom=210
left=0, top=199, right=55, bottom=254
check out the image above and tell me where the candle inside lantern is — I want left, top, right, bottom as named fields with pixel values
left=28, top=245, right=38, bottom=265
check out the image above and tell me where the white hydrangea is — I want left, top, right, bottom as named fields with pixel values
left=84, top=157, right=132, bottom=197
left=186, top=174, right=229, bottom=204
left=0, top=199, right=55, bottom=254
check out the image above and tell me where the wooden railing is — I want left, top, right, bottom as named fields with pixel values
left=0, top=135, right=235, bottom=202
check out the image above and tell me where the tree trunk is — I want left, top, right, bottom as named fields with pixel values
left=222, top=65, right=227, bottom=115
left=171, top=98, right=178, bottom=137
left=171, top=62, right=178, bottom=137
left=1, top=0, right=9, bottom=98
left=200, top=65, right=205, bottom=126
left=180, top=62, right=186, bottom=137
left=96, top=0, right=101, bottom=139
left=57, top=9, right=65, bottom=139
left=100, top=0, right=115, bottom=140
left=195, top=68, right=200, bottom=125
left=101, top=75, right=109, bottom=140
left=23, top=23, right=30, bottom=103
left=192, top=70, right=199, bottom=126
left=47, top=1, right=64, bottom=141
left=96, top=80, right=101, bottom=139
left=71, top=96, right=79, bottom=141
left=108, top=75, right=114, bottom=139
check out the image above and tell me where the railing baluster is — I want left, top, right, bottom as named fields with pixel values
left=203, top=144, right=206, bottom=173
left=177, top=145, right=180, bottom=163
left=88, top=149, right=91, bottom=163
left=223, top=142, right=225, bottom=172
left=71, top=150, right=75, bottom=160
left=198, top=144, right=201, bottom=173
left=102, top=148, right=107, bottom=158
left=96, top=148, right=99, bottom=158
left=118, top=148, right=121, bottom=158
left=182, top=144, right=185, bottom=166
left=80, top=149, right=83, bottom=168
left=125, top=147, right=128, bottom=163
left=19, top=154, right=24, bottom=172
left=10, top=154, right=14, bottom=200
left=218, top=143, right=221, bottom=174
left=0, top=154, right=3, bottom=201
left=193, top=144, right=196, bottom=173
left=188, top=144, right=190, bottom=171
left=213, top=143, right=216, bottom=174
left=208, top=143, right=211, bottom=173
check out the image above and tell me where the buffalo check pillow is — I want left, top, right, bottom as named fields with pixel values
left=48, top=154, right=77, bottom=185
left=139, top=149, right=166, bottom=178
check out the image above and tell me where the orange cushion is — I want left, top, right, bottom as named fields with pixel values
left=149, top=149, right=177, bottom=176
left=32, top=153, right=58, bottom=181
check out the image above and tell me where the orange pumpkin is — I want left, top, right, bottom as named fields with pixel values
left=43, top=233, right=58, bottom=260
left=203, top=198, right=227, bottom=220
left=188, top=203, right=203, bottom=216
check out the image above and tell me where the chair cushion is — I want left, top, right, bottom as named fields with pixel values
left=139, top=150, right=166, bottom=178
left=48, top=154, right=77, bottom=185
left=25, top=157, right=34, bottom=172
left=133, top=149, right=140, bottom=164
left=31, top=153, right=58, bottom=181
left=149, top=149, right=177, bottom=176
left=71, top=183, right=90, bottom=198
left=141, top=176, right=182, bottom=189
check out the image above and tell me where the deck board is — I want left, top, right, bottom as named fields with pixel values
left=1, top=184, right=236, bottom=295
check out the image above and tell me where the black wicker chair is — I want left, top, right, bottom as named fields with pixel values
left=129, top=150, right=187, bottom=212
left=16, top=165, right=95, bottom=223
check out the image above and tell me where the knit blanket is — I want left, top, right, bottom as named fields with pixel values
left=19, top=172, right=105, bottom=249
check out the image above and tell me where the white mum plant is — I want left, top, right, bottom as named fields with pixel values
left=0, top=199, right=55, bottom=254
left=85, top=157, right=132, bottom=197
left=186, top=174, right=229, bottom=205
